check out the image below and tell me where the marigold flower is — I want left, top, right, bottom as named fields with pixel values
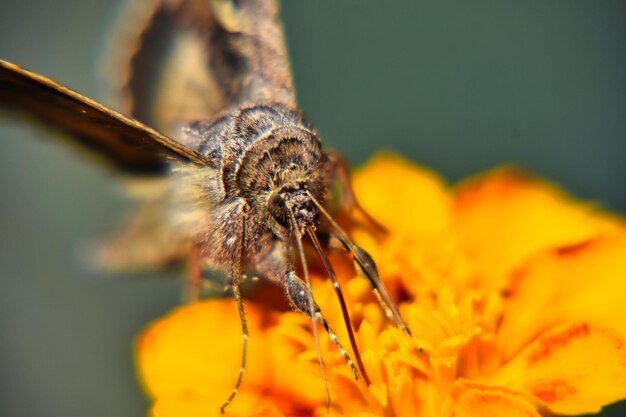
left=135, top=154, right=626, bottom=417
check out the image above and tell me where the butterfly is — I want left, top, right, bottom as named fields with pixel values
left=0, top=0, right=411, bottom=411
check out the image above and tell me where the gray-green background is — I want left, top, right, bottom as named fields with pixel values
left=1, top=1, right=625, bottom=416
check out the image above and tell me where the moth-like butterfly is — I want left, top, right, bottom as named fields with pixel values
left=0, top=0, right=411, bottom=410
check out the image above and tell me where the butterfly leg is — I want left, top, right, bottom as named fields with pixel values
left=219, top=210, right=248, bottom=413
left=184, top=243, right=203, bottom=303
left=220, top=283, right=248, bottom=413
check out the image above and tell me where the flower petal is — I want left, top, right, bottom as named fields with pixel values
left=151, top=391, right=285, bottom=417
left=136, top=300, right=271, bottom=403
left=453, top=168, right=621, bottom=284
left=498, top=234, right=626, bottom=358
left=494, top=323, right=626, bottom=415
left=455, top=334, right=501, bottom=381
left=352, top=153, right=451, bottom=235
left=264, top=312, right=328, bottom=408
left=454, top=388, right=540, bottom=417
left=314, top=372, right=385, bottom=417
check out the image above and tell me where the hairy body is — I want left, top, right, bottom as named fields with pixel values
left=172, top=102, right=329, bottom=286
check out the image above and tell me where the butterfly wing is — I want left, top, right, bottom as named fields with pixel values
left=105, top=0, right=296, bottom=139
left=0, top=0, right=297, bottom=269
left=1, top=0, right=295, bottom=175
left=0, top=60, right=210, bottom=175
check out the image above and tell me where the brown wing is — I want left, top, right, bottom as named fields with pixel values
left=105, top=0, right=296, bottom=139
left=0, top=1, right=294, bottom=175
left=0, top=60, right=210, bottom=175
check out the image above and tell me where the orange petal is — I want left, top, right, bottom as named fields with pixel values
left=360, top=326, right=434, bottom=416
left=315, top=372, right=385, bottom=417
left=352, top=153, right=451, bottom=235
left=151, top=391, right=284, bottom=417
left=494, top=323, right=626, bottom=415
left=453, top=168, right=622, bottom=284
left=454, top=388, right=540, bottom=417
left=136, top=300, right=271, bottom=402
left=455, top=333, right=501, bottom=381
left=498, top=234, right=626, bottom=358
left=263, top=312, right=328, bottom=408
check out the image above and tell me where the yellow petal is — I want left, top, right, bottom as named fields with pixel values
left=453, top=168, right=621, bottom=284
left=352, top=153, right=451, bottom=235
left=360, top=325, right=435, bottom=416
left=151, top=391, right=284, bottom=417
left=316, top=372, right=385, bottom=417
left=455, top=333, right=501, bottom=381
left=454, top=388, right=540, bottom=417
left=263, top=312, right=328, bottom=407
left=498, top=234, right=626, bottom=358
left=136, top=300, right=271, bottom=402
left=494, top=323, right=626, bottom=415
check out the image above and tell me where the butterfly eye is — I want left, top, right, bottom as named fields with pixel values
left=268, top=192, right=288, bottom=226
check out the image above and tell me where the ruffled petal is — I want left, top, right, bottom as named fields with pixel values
left=494, top=323, right=626, bottom=415
left=263, top=312, right=328, bottom=408
left=352, top=153, right=451, bottom=235
left=136, top=300, right=273, bottom=412
left=313, top=372, right=385, bottom=417
left=453, top=168, right=621, bottom=285
left=453, top=388, right=540, bottom=417
left=455, top=333, right=501, bottom=381
left=151, top=392, right=285, bottom=417
left=498, top=234, right=626, bottom=358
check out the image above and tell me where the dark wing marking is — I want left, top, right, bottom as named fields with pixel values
left=0, top=60, right=210, bottom=175
left=104, top=0, right=221, bottom=137
left=105, top=0, right=296, bottom=139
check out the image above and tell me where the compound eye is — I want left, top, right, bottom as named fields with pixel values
left=268, top=193, right=288, bottom=226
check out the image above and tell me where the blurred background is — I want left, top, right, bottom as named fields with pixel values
left=0, top=1, right=625, bottom=416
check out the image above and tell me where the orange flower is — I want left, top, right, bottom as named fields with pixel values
left=136, top=154, right=626, bottom=417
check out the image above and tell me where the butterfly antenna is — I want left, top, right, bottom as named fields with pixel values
left=307, top=192, right=413, bottom=339
left=306, top=227, right=370, bottom=385
left=221, top=218, right=248, bottom=413
left=288, top=211, right=331, bottom=410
